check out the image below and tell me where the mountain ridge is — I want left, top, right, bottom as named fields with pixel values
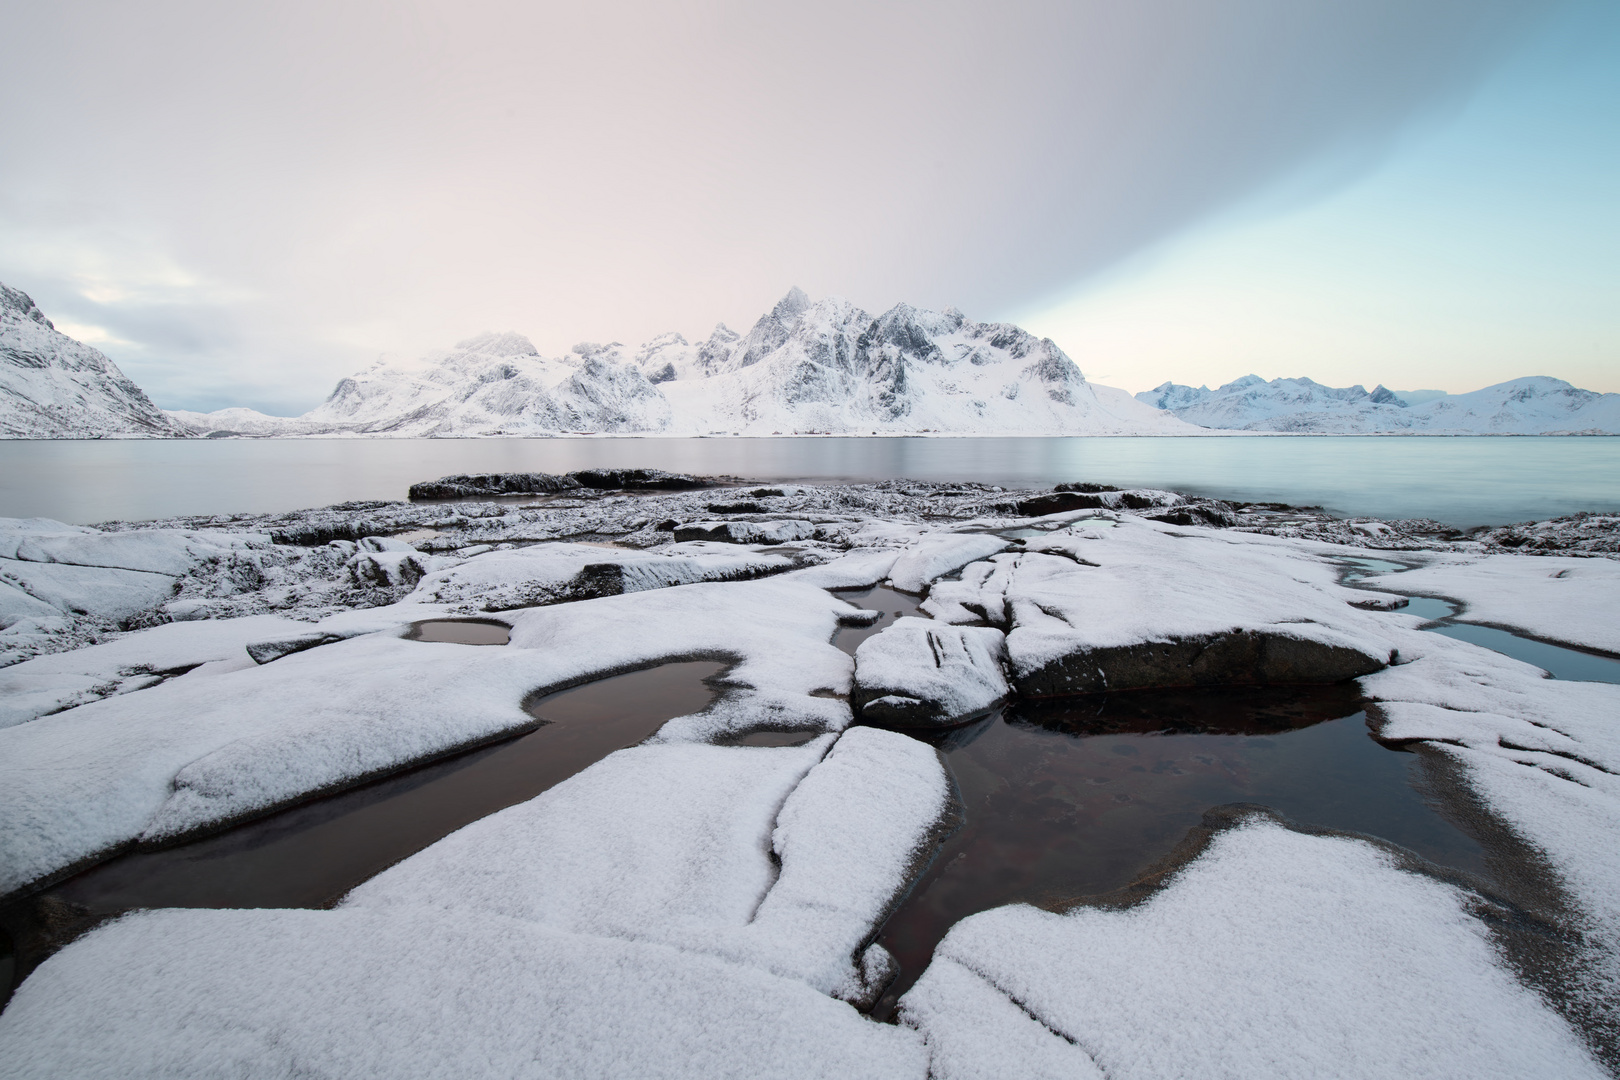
left=0, top=284, right=186, bottom=438
left=1137, top=374, right=1620, bottom=434
left=171, top=289, right=1198, bottom=438
left=3, top=278, right=1615, bottom=438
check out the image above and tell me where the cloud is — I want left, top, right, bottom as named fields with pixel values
left=0, top=0, right=1553, bottom=411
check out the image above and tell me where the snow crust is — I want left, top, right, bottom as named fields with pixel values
left=1368, top=553, right=1620, bottom=654
left=0, top=613, right=305, bottom=728
left=0, top=906, right=926, bottom=1080
left=408, top=540, right=794, bottom=610
left=853, top=617, right=1009, bottom=725
left=887, top=533, right=1011, bottom=593
left=900, top=818, right=1605, bottom=1079
left=352, top=726, right=950, bottom=1006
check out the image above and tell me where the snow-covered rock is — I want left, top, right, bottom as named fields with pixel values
left=1363, top=627, right=1620, bottom=1019
left=1368, top=554, right=1620, bottom=655
left=408, top=541, right=795, bottom=611
left=1138, top=374, right=1620, bottom=434
left=350, top=725, right=953, bottom=1007
left=0, top=905, right=928, bottom=1080
left=888, top=534, right=1012, bottom=593
left=1001, top=521, right=1394, bottom=694
left=0, top=614, right=306, bottom=728
left=852, top=618, right=1010, bottom=726
left=0, top=518, right=275, bottom=633
left=0, top=283, right=185, bottom=439
left=0, top=578, right=857, bottom=896
left=899, top=813, right=1605, bottom=1080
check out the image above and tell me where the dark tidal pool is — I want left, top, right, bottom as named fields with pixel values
left=0, top=661, right=729, bottom=1006
left=864, top=685, right=1486, bottom=1017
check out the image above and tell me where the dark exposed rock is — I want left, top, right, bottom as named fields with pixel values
left=566, top=468, right=715, bottom=490
left=408, top=473, right=581, bottom=499
left=270, top=520, right=390, bottom=546
left=705, top=501, right=766, bottom=514
left=246, top=633, right=346, bottom=665
left=1015, top=631, right=1390, bottom=697
left=1016, top=491, right=1107, bottom=515
left=1054, top=482, right=1118, bottom=493
left=672, top=520, right=816, bottom=545
left=1147, top=501, right=1239, bottom=528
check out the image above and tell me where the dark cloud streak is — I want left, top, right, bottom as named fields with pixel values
left=0, top=0, right=1558, bottom=410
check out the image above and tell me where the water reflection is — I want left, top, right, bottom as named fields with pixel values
left=0, top=661, right=728, bottom=1007
left=405, top=619, right=511, bottom=645
left=830, top=585, right=925, bottom=654
left=867, top=684, right=1486, bottom=1018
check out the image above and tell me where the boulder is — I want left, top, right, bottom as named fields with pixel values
left=407, top=473, right=580, bottom=499
left=853, top=618, right=1010, bottom=726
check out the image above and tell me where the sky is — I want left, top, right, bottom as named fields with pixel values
left=0, top=0, right=1614, bottom=414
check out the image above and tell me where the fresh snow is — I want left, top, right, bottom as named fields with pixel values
left=0, top=906, right=928, bottom=1080
left=1367, top=553, right=1620, bottom=654
left=900, top=816, right=1605, bottom=1079
left=998, top=520, right=1395, bottom=687
left=4, top=478, right=1620, bottom=1075
left=852, top=618, right=1010, bottom=725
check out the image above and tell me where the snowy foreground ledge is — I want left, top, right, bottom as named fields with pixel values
left=1, top=480, right=1617, bottom=1077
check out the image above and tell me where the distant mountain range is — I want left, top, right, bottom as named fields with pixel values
left=1136, top=375, right=1620, bottom=434
left=2, top=280, right=1615, bottom=438
left=169, top=288, right=1193, bottom=437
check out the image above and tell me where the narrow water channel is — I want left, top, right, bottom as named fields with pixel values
left=0, top=659, right=729, bottom=1006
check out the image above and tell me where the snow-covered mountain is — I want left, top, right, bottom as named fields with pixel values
left=1137, top=375, right=1620, bottom=434
left=0, top=283, right=184, bottom=438
left=175, top=289, right=1199, bottom=437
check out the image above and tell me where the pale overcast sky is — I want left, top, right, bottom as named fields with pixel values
left=1, top=0, right=1613, bottom=413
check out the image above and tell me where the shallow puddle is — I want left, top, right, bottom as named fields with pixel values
left=405, top=618, right=512, bottom=645
left=0, top=661, right=728, bottom=1006
left=866, top=684, right=1488, bottom=1018
left=830, top=585, right=925, bottom=654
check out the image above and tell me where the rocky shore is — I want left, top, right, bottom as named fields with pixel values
left=1, top=473, right=1616, bottom=1077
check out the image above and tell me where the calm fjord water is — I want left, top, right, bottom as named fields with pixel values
left=2, top=436, right=1617, bottom=527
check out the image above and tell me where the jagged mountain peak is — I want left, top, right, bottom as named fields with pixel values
left=1, top=283, right=55, bottom=329
left=452, top=331, right=542, bottom=358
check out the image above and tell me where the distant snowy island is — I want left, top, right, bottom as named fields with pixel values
left=4, top=280, right=1617, bottom=438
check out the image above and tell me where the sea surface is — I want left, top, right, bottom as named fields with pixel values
left=2, top=436, right=1617, bottom=527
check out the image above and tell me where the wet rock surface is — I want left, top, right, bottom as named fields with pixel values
left=1015, top=630, right=1390, bottom=697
